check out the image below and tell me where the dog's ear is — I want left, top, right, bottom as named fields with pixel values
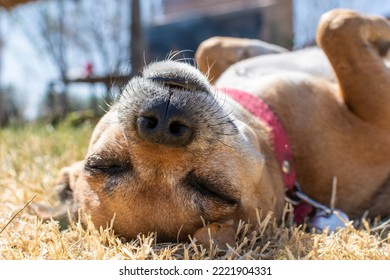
left=31, top=161, right=84, bottom=228
left=193, top=220, right=236, bottom=250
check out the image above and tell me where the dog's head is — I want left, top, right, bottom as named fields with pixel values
left=34, top=61, right=284, bottom=245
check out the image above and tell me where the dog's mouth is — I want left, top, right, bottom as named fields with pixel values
left=148, top=76, right=208, bottom=92
left=142, top=60, right=211, bottom=93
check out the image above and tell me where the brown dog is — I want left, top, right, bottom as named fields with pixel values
left=33, top=10, right=390, bottom=247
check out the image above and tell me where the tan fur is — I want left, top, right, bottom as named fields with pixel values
left=209, top=10, right=390, bottom=218
left=34, top=10, right=390, bottom=248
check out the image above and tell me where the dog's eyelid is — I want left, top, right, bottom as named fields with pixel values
left=186, top=172, right=239, bottom=206
left=84, top=155, right=130, bottom=175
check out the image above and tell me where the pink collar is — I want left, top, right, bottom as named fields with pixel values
left=220, top=87, right=296, bottom=191
left=220, top=87, right=312, bottom=223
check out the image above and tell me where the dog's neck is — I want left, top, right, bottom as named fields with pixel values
left=219, top=87, right=296, bottom=191
left=219, top=87, right=315, bottom=223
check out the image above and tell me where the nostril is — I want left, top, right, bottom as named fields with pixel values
left=136, top=102, right=194, bottom=147
left=169, top=121, right=190, bottom=137
left=143, top=117, right=158, bottom=130
left=137, top=116, right=158, bottom=130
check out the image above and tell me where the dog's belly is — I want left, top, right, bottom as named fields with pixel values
left=217, top=47, right=334, bottom=91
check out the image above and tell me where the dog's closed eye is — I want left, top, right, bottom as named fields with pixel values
left=85, top=155, right=130, bottom=176
left=185, top=172, right=239, bottom=206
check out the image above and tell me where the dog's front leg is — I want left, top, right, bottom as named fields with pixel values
left=31, top=161, right=83, bottom=228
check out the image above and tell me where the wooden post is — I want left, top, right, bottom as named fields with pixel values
left=131, top=0, right=145, bottom=77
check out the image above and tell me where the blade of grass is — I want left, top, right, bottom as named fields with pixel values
left=0, top=195, right=36, bottom=235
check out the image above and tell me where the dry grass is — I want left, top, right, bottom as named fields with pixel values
left=1, top=124, right=389, bottom=260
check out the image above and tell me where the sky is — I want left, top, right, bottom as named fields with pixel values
left=2, top=8, right=57, bottom=119
left=1, top=0, right=163, bottom=120
left=1, top=0, right=140, bottom=120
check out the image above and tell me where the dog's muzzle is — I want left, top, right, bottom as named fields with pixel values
left=136, top=100, right=193, bottom=147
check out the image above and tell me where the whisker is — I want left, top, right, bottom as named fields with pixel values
left=167, top=49, right=195, bottom=61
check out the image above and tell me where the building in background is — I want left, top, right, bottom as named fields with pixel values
left=143, top=0, right=390, bottom=55
left=143, top=0, right=293, bottom=61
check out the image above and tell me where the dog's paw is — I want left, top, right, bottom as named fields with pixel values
left=317, top=9, right=390, bottom=56
left=54, top=161, right=84, bottom=202
left=193, top=220, right=236, bottom=250
left=30, top=202, right=72, bottom=229
left=196, top=36, right=287, bottom=83
left=31, top=161, right=84, bottom=229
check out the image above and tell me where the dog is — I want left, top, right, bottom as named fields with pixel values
left=33, top=9, right=390, bottom=248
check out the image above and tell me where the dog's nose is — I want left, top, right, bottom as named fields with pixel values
left=136, top=101, right=193, bottom=147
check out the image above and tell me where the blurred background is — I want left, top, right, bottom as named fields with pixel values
left=1, top=0, right=389, bottom=126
